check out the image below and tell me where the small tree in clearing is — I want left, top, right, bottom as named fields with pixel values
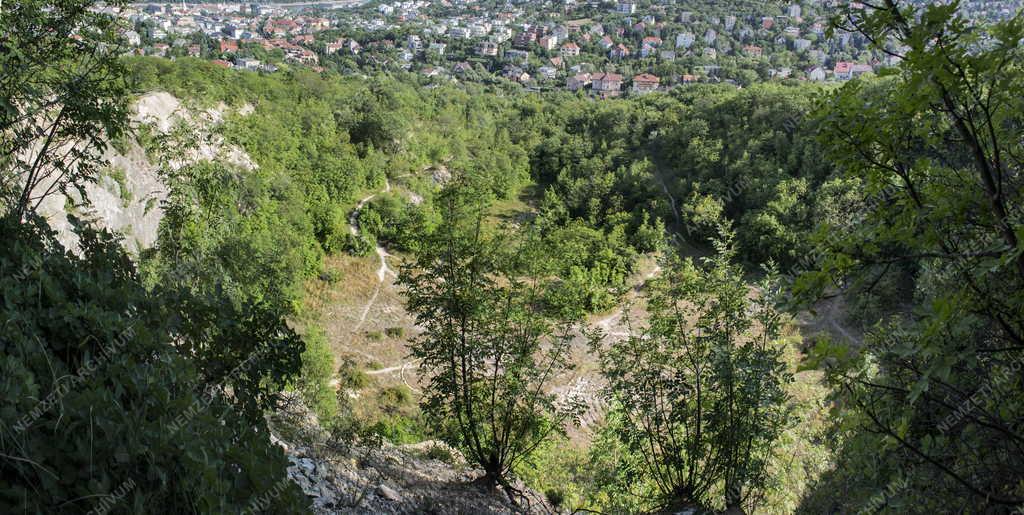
left=399, top=184, right=587, bottom=498
left=598, top=234, right=791, bottom=513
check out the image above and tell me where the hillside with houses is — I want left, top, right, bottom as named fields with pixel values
left=104, top=0, right=1017, bottom=93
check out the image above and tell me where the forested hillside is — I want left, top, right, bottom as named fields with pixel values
left=2, top=0, right=1023, bottom=513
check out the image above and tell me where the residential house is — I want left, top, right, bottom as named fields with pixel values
left=591, top=72, right=623, bottom=98
left=615, top=2, right=636, bottom=14
left=851, top=63, right=873, bottom=77
left=503, top=66, right=530, bottom=83
left=566, top=72, right=591, bottom=91
left=219, top=39, right=238, bottom=53
left=704, top=29, right=717, bottom=44
left=513, top=31, right=536, bottom=49
left=794, top=38, right=812, bottom=51
left=552, top=26, right=570, bottom=41
left=599, top=36, right=614, bottom=50
left=834, top=61, right=853, bottom=80
left=675, top=32, right=695, bottom=48
left=305, top=17, right=330, bottom=32
left=807, top=66, right=827, bottom=81
left=538, top=66, right=558, bottom=79
left=326, top=39, right=345, bottom=54
left=470, top=23, right=490, bottom=37
left=478, top=40, right=499, bottom=56
left=539, top=35, right=558, bottom=50
left=236, top=57, right=260, bottom=70
left=561, top=42, right=580, bottom=57
left=743, top=45, right=763, bottom=58
left=492, top=26, right=513, bottom=43
left=609, top=43, right=629, bottom=59
left=429, top=42, right=447, bottom=55
left=505, top=49, right=529, bottom=64
left=631, top=73, right=660, bottom=94
left=642, top=36, right=662, bottom=47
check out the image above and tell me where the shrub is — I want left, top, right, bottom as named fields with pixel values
left=336, top=356, right=370, bottom=390
left=0, top=217, right=308, bottom=514
left=295, top=326, right=339, bottom=422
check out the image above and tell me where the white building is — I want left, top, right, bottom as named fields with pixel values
left=675, top=32, right=695, bottom=48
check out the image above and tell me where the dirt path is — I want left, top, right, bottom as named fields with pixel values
left=333, top=178, right=424, bottom=394
left=592, top=263, right=661, bottom=340
left=348, top=179, right=395, bottom=335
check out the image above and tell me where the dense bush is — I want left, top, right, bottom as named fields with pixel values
left=0, top=217, right=308, bottom=514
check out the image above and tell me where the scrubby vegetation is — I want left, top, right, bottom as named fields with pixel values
left=3, top=0, right=1023, bottom=513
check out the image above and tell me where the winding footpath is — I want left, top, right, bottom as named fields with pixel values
left=334, top=178, right=422, bottom=393
left=348, top=179, right=397, bottom=335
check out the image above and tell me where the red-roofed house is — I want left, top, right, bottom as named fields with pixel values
left=567, top=72, right=591, bottom=91
left=834, top=61, right=853, bottom=80
left=642, top=36, right=662, bottom=47
left=592, top=72, right=623, bottom=98
left=743, top=45, right=763, bottom=58
left=632, top=73, right=660, bottom=94
left=561, top=42, right=580, bottom=57
left=609, top=43, right=630, bottom=59
left=326, top=39, right=345, bottom=54
left=220, top=39, right=238, bottom=53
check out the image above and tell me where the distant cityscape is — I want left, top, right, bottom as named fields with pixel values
left=99, top=0, right=1023, bottom=94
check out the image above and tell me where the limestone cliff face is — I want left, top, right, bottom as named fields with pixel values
left=35, top=92, right=254, bottom=252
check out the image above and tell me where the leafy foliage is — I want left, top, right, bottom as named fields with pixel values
left=0, top=216, right=308, bottom=514
left=0, top=0, right=130, bottom=221
left=398, top=183, right=590, bottom=493
left=796, top=2, right=1024, bottom=511
left=598, top=234, right=791, bottom=512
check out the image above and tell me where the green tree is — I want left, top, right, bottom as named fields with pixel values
left=599, top=234, right=791, bottom=513
left=0, top=0, right=129, bottom=220
left=0, top=216, right=308, bottom=514
left=797, top=1, right=1024, bottom=510
left=398, top=183, right=588, bottom=498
